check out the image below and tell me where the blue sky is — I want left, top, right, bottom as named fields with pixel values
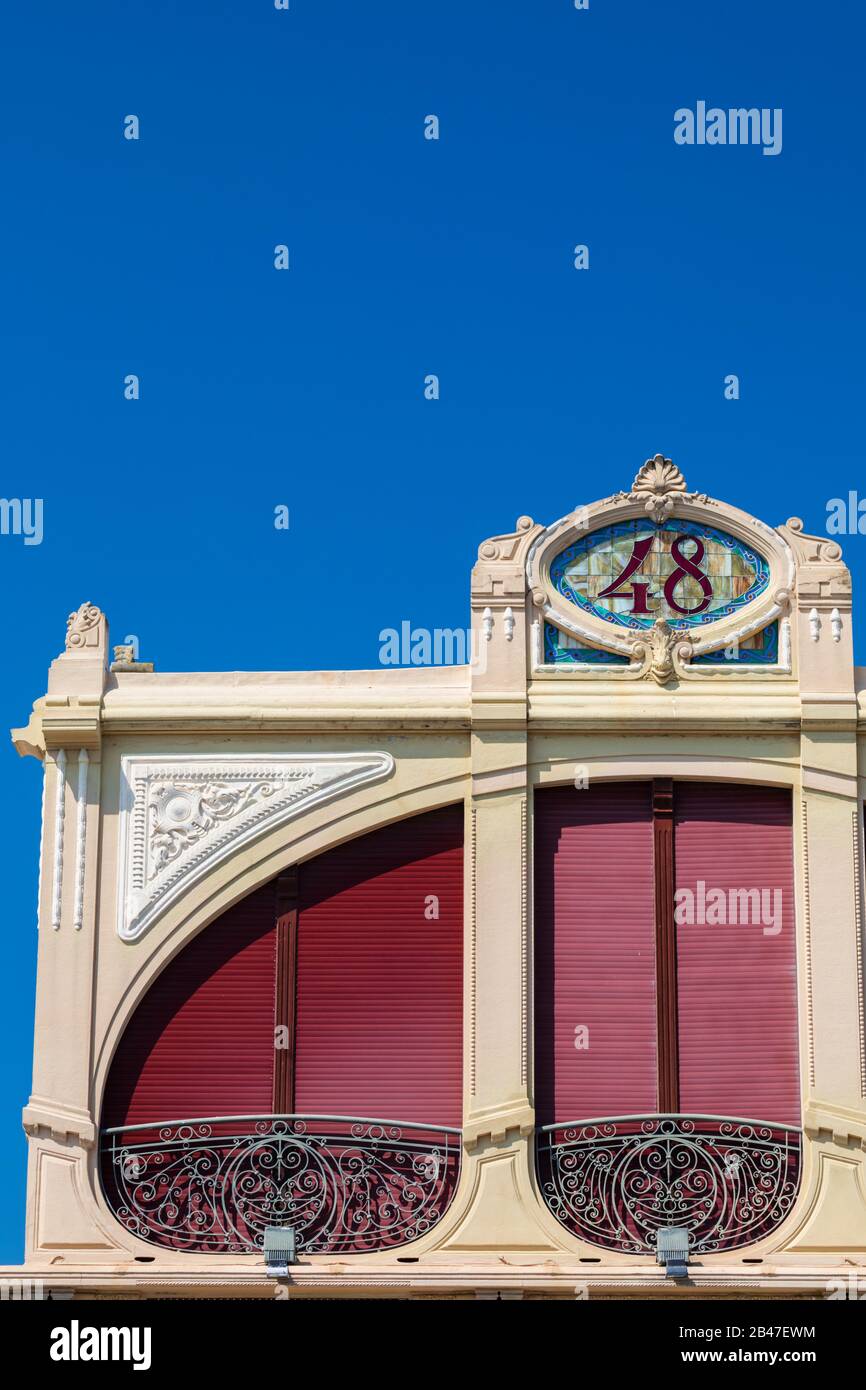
left=0, top=1, right=863, bottom=1260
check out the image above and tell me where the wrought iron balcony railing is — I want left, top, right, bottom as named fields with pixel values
left=536, top=1114, right=802, bottom=1255
left=101, top=1114, right=462, bottom=1256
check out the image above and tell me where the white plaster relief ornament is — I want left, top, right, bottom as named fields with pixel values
left=117, top=753, right=394, bottom=941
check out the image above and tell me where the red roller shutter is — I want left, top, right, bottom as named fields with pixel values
left=674, top=783, right=800, bottom=1125
left=102, top=883, right=277, bottom=1128
left=534, top=784, right=657, bottom=1125
left=294, top=805, right=463, bottom=1127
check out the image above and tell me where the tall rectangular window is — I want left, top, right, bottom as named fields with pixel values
left=534, top=784, right=657, bottom=1123
left=534, top=781, right=799, bottom=1125
left=674, top=783, right=799, bottom=1124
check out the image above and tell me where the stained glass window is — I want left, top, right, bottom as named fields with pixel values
left=550, top=519, right=769, bottom=632
left=542, top=620, right=779, bottom=667
left=543, top=625, right=631, bottom=665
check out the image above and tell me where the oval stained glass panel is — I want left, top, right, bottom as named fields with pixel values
left=549, top=518, right=769, bottom=631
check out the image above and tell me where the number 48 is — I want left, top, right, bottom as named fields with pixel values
left=597, top=535, right=713, bottom=616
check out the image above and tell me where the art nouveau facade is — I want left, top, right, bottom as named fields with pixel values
left=6, top=456, right=866, bottom=1300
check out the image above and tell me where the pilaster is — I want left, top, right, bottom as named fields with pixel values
left=778, top=521, right=864, bottom=1112
left=15, top=604, right=109, bottom=1256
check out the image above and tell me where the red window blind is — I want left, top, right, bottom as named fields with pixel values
left=674, top=783, right=800, bottom=1125
left=294, top=806, right=463, bottom=1127
left=534, top=784, right=657, bottom=1125
left=102, top=808, right=464, bottom=1131
left=102, top=882, right=278, bottom=1128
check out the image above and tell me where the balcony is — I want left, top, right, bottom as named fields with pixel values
left=536, top=1115, right=801, bottom=1255
left=101, top=1115, right=462, bottom=1256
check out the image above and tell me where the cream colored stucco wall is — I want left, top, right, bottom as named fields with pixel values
left=6, top=482, right=866, bottom=1299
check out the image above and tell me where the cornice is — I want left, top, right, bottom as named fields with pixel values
left=1, top=1262, right=859, bottom=1298
left=97, top=674, right=473, bottom=734
left=100, top=713, right=473, bottom=734
left=526, top=684, right=804, bottom=733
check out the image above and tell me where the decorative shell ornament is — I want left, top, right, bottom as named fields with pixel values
left=630, top=455, right=688, bottom=523
left=618, top=454, right=712, bottom=523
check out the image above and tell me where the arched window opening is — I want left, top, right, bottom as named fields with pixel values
left=100, top=807, right=463, bottom=1255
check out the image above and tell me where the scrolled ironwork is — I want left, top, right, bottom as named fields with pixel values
left=101, top=1115, right=461, bottom=1255
left=536, top=1114, right=801, bottom=1254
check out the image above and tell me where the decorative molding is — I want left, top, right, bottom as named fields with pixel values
left=50, top=750, right=67, bottom=930
left=469, top=806, right=477, bottom=1098
left=853, top=808, right=866, bottom=1100
left=520, top=798, right=528, bottom=1090
left=116, top=753, right=394, bottom=942
left=801, top=800, right=816, bottom=1089
left=47, top=748, right=91, bottom=932
left=36, top=758, right=47, bottom=930
left=653, top=780, right=679, bottom=1108
left=73, top=750, right=89, bottom=931
left=65, top=602, right=103, bottom=652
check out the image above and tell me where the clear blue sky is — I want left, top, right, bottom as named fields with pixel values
left=0, top=1, right=863, bottom=1261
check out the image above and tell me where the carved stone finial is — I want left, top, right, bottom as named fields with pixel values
left=65, top=602, right=103, bottom=652
left=631, top=618, right=693, bottom=685
left=630, top=455, right=688, bottom=523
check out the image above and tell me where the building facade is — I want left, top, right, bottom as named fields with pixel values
left=6, top=456, right=866, bottom=1299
